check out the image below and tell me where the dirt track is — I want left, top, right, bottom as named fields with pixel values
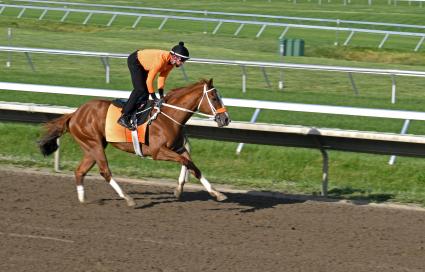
left=0, top=167, right=424, bottom=272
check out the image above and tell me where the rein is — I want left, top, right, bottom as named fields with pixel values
left=149, top=84, right=227, bottom=126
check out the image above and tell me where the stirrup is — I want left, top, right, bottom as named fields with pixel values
left=118, top=115, right=135, bottom=130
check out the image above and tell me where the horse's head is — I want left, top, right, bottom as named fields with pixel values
left=197, top=79, right=231, bottom=127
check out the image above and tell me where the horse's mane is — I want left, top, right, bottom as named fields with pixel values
left=165, top=79, right=209, bottom=102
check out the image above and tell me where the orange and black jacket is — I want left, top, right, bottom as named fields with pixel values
left=137, top=49, right=174, bottom=94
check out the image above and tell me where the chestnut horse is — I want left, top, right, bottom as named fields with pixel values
left=38, top=79, right=230, bottom=207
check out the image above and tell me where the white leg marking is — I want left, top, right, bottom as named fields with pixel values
left=200, top=175, right=212, bottom=192
left=109, top=178, right=125, bottom=198
left=110, top=178, right=136, bottom=207
left=184, top=169, right=189, bottom=182
left=178, top=165, right=187, bottom=185
left=76, top=185, right=85, bottom=203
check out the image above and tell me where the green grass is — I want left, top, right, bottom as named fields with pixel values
left=1, top=0, right=425, bottom=205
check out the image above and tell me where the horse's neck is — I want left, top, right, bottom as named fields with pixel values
left=165, top=86, right=203, bottom=124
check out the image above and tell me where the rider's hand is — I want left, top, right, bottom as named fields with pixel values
left=149, top=92, right=159, bottom=102
left=158, top=88, right=164, bottom=99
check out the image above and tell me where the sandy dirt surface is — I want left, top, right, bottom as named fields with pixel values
left=0, top=167, right=424, bottom=272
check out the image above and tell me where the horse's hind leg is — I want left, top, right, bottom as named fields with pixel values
left=90, top=145, right=136, bottom=207
left=74, top=153, right=96, bottom=203
left=73, top=137, right=136, bottom=207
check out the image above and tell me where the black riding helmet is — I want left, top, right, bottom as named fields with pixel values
left=171, top=41, right=190, bottom=60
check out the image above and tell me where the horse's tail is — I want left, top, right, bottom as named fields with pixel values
left=38, top=113, right=74, bottom=156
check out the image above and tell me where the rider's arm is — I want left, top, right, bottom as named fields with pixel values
left=146, top=67, right=160, bottom=94
left=157, top=69, right=172, bottom=90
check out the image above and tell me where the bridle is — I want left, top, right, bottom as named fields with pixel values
left=149, top=84, right=227, bottom=126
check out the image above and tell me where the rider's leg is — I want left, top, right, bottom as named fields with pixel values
left=118, top=51, right=149, bottom=129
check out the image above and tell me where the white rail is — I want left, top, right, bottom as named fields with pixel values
left=1, top=3, right=424, bottom=50
left=2, top=81, right=425, bottom=121
left=11, top=0, right=425, bottom=31
left=2, top=46, right=425, bottom=103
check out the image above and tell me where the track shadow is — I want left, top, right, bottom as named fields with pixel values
left=98, top=186, right=396, bottom=211
left=128, top=190, right=306, bottom=211
left=327, top=187, right=394, bottom=204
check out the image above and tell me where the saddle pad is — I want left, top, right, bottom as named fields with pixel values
left=105, top=104, right=148, bottom=143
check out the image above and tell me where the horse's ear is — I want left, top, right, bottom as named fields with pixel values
left=208, top=78, right=214, bottom=86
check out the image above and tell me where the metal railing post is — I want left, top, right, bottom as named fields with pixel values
left=334, top=19, right=340, bottom=46
left=234, top=23, right=244, bottom=36
left=212, top=21, right=223, bottom=34
left=203, top=10, right=208, bottom=34
left=180, top=66, right=189, bottom=81
left=388, top=119, right=410, bottom=165
left=132, top=16, right=142, bottom=28
left=17, top=7, right=26, bottom=18
left=6, top=28, right=12, bottom=68
left=414, top=36, right=424, bottom=52
left=24, top=52, right=35, bottom=71
left=261, top=67, right=271, bottom=88
left=158, top=17, right=168, bottom=30
left=379, top=33, right=390, bottom=49
left=54, top=138, right=60, bottom=172
left=236, top=108, right=261, bottom=155
left=241, top=65, right=247, bottom=93
left=391, top=74, right=396, bottom=104
left=100, top=57, right=110, bottom=83
left=107, top=14, right=118, bottom=27
left=348, top=72, right=359, bottom=95
left=279, top=26, right=290, bottom=40
left=256, top=24, right=267, bottom=38
left=61, top=10, right=70, bottom=22
left=38, top=9, right=48, bottom=20
left=343, top=31, right=355, bottom=46
left=82, top=12, right=93, bottom=25
left=321, top=148, right=329, bottom=196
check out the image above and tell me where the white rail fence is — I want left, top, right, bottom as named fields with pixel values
left=1, top=3, right=424, bottom=51
left=3, top=88, right=425, bottom=195
left=11, top=0, right=425, bottom=31
left=10, top=0, right=425, bottom=8
left=2, top=81, right=425, bottom=165
left=2, top=46, right=425, bottom=104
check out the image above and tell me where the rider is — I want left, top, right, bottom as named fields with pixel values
left=117, top=41, right=190, bottom=130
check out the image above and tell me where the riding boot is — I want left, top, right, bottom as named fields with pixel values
left=117, top=113, right=135, bottom=130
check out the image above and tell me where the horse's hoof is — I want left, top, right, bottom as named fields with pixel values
left=210, top=191, right=227, bottom=202
left=216, top=192, right=228, bottom=202
left=174, top=188, right=182, bottom=199
left=125, top=197, right=137, bottom=207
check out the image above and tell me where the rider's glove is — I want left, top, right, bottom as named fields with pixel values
left=149, top=92, right=159, bottom=102
left=158, top=88, right=164, bottom=99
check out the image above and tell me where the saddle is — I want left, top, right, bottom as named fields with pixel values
left=105, top=99, right=156, bottom=148
left=112, top=98, right=155, bottom=126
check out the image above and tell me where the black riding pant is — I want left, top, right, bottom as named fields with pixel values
left=122, top=50, right=149, bottom=115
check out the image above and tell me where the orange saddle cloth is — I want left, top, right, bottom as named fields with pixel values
left=105, top=104, right=148, bottom=143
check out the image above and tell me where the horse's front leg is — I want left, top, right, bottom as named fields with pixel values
left=153, top=146, right=227, bottom=201
left=175, top=163, right=189, bottom=200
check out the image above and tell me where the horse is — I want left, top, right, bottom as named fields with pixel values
left=38, top=79, right=231, bottom=207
